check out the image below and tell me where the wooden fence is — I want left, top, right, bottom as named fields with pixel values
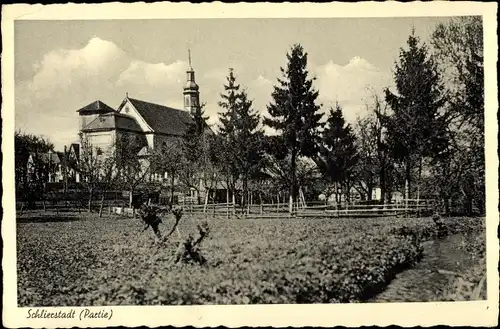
left=17, top=196, right=436, bottom=219
left=180, top=199, right=436, bottom=219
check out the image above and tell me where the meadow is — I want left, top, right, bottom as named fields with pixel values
left=17, top=211, right=485, bottom=306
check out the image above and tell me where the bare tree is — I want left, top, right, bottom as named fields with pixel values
left=78, top=134, right=103, bottom=212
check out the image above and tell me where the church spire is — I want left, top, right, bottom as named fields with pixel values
left=183, top=49, right=200, bottom=115
left=188, top=48, right=193, bottom=71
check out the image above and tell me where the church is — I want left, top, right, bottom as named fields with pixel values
left=77, top=55, right=202, bottom=155
left=75, top=55, right=217, bottom=204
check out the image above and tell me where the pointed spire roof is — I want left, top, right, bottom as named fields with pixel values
left=76, top=100, right=115, bottom=114
left=188, top=48, right=193, bottom=71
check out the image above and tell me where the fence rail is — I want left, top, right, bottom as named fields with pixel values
left=17, top=198, right=437, bottom=219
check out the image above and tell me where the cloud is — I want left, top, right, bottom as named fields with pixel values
left=313, top=56, right=392, bottom=122
left=15, top=37, right=193, bottom=149
left=16, top=38, right=393, bottom=150
left=29, top=37, right=130, bottom=99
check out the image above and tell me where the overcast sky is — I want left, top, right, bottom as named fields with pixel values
left=15, top=17, right=451, bottom=150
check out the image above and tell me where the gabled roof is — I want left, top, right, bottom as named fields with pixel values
left=68, top=143, right=80, bottom=160
left=82, top=112, right=143, bottom=133
left=127, top=98, right=193, bottom=136
left=77, top=100, right=115, bottom=114
left=29, top=152, right=61, bottom=165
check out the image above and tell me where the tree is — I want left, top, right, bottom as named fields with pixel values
left=353, top=93, right=396, bottom=204
left=97, top=151, right=120, bottom=217
left=217, top=68, right=264, bottom=209
left=78, top=134, right=103, bottom=212
left=115, top=133, right=151, bottom=209
left=15, top=131, right=55, bottom=203
left=431, top=17, right=484, bottom=214
left=316, top=104, right=358, bottom=204
left=181, top=103, right=210, bottom=204
left=353, top=114, right=378, bottom=201
left=263, top=44, right=324, bottom=213
left=383, top=30, right=448, bottom=203
left=151, top=139, right=185, bottom=204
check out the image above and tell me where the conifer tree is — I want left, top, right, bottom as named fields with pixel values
left=383, top=31, right=448, bottom=202
left=217, top=68, right=263, bottom=208
left=316, top=104, right=358, bottom=203
left=263, top=44, right=324, bottom=213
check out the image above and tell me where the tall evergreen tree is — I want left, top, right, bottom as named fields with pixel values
left=263, top=44, right=324, bottom=213
left=316, top=104, right=358, bottom=203
left=383, top=31, right=448, bottom=202
left=217, top=68, right=263, bottom=208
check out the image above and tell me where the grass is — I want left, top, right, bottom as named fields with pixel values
left=16, top=211, right=484, bottom=306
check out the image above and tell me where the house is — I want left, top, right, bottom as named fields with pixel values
left=27, top=151, right=64, bottom=183
left=66, top=143, right=81, bottom=183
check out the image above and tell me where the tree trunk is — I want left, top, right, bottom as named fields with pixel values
left=203, top=189, right=210, bottom=213
left=289, top=150, right=297, bottom=214
left=99, top=192, right=105, bottom=218
left=444, top=197, right=450, bottom=216
left=128, top=189, right=133, bottom=209
left=405, top=160, right=411, bottom=212
left=170, top=170, right=175, bottom=205
left=243, top=177, right=248, bottom=210
left=232, top=188, right=236, bottom=215
left=379, top=166, right=386, bottom=206
left=88, top=188, right=93, bottom=212
left=226, top=185, right=230, bottom=219
left=416, top=157, right=423, bottom=217
left=367, top=182, right=373, bottom=201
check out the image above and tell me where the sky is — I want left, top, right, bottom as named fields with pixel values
left=14, top=17, right=452, bottom=150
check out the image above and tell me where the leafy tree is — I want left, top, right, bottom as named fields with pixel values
left=383, top=31, right=448, bottom=202
left=316, top=104, right=358, bottom=203
left=431, top=17, right=484, bottom=214
left=263, top=44, right=324, bottom=213
left=353, top=94, right=397, bottom=204
left=354, top=114, right=378, bottom=201
left=115, top=133, right=150, bottom=208
left=217, top=68, right=264, bottom=208
left=15, top=131, right=55, bottom=200
left=150, top=139, right=185, bottom=204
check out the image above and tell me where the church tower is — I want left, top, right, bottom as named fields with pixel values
left=183, top=50, right=200, bottom=115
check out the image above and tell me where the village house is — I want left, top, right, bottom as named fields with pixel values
left=27, top=151, right=64, bottom=183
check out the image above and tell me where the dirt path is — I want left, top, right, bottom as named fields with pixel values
left=369, top=234, right=478, bottom=302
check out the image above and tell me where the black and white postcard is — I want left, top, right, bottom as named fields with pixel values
left=2, top=2, right=498, bottom=328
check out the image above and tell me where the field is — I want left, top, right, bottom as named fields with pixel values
left=17, top=211, right=485, bottom=306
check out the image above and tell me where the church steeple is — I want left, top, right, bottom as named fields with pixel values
left=184, top=49, right=200, bottom=115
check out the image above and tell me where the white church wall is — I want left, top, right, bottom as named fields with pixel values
left=118, top=100, right=153, bottom=133
left=87, top=131, right=116, bottom=155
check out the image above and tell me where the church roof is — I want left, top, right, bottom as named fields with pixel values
left=82, top=112, right=143, bottom=133
left=77, top=100, right=115, bottom=114
left=127, top=98, right=193, bottom=136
